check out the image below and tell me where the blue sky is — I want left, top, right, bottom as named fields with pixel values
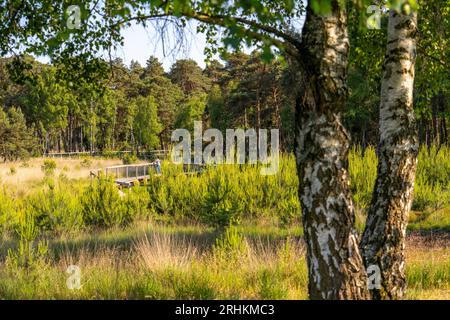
left=35, top=20, right=216, bottom=71
left=113, top=16, right=305, bottom=71
left=110, top=1, right=306, bottom=71
left=37, top=16, right=304, bottom=71
left=112, top=21, right=221, bottom=71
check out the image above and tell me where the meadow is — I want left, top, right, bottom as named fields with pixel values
left=0, top=146, right=449, bottom=300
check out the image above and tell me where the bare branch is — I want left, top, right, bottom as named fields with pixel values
left=108, top=10, right=300, bottom=58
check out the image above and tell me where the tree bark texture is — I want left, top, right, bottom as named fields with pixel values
left=360, top=9, right=419, bottom=300
left=295, top=2, right=370, bottom=300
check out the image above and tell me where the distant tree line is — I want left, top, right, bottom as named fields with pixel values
left=0, top=11, right=449, bottom=162
left=0, top=52, right=300, bottom=160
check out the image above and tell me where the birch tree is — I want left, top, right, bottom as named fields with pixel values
left=360, top=4, right=419, bottom=299
left=295, top=2, right=370, bottom=299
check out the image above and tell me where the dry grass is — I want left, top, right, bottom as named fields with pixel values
left=404, top=234, right=449, bottom=299
left=0, top=157, right=122, bottom=190
left=1, top=224, right=446, bottom=300
left=135, top=232, right=199, bottom=271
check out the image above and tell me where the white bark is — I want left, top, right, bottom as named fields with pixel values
left=360, top=8, right=419, bottom=300
left=296, top=2, right=370, bottom=300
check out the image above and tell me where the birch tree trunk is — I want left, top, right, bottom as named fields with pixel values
left=296, top=2, right=370, bottom=300
left=360, top=8, right=418, bottom=300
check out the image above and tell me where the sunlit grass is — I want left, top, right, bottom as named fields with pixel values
left=0, top=146, right=449, bottom=300
left=0, top=224, right=447, bottom=300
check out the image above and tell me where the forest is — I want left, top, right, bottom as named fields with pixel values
left=0, top=2, right=448, bottom=160
left=0, top=53, right=298, bottom=159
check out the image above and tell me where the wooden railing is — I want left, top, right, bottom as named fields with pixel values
left=90, top=163, right=157, bottom=180
left=89, top=162, right=209, bottom=187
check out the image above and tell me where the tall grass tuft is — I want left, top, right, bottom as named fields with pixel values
left=135, top=232, right=198, bottom=271
left=348, top=146, right=378, bottom=209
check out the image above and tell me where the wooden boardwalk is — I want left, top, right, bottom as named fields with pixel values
left=90, top=163, right=159, bottom=187
left=90, top=163, right=209, bottom=188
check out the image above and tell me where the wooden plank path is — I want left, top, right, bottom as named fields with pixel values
left=90, top=163, right=158, bottom=187
left=90, top=163, right=208, bottom=188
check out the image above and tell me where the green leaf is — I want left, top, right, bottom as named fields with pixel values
left=310, top=0, right=332, bottom=15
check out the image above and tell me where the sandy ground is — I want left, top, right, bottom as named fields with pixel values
left=0, top=157, right=124, bottom=187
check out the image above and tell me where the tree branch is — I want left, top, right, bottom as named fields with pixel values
left=186, top=12, right=299, bottom=57
left=197, top=14, right=302, bottom=48
left=108, top=10, right=300, bottom=58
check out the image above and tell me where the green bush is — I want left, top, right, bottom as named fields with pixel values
left=122, top=153, right=138, bottom=165
left=349, top=146, right=377, bottom=209
left=201, top=169, right=242, bottom=228
left=259, top=269, right=288, bottom=299
left=0, top=188, right=16, bottom=235
left=213, top=225, right=248, bottom=264
left=1, top=145, right=449, bottom=238
left=274, top=155, right=301, bottom=225
left=41, top=159, right=57, bottom=176
left=348, top=145, right=450, bottom=212
left=6, top=208, right=48, bottom=269
left=81, top=177, right=130, bottom=228
left=80, top=158, right=92, bottom=168
left=413, top=146, right=450, bottom=211
left=123, top=186, right=153, bottom=220
left=9, top=166, right=16, bottom=175
left=26, top=180, right=83, bottom=233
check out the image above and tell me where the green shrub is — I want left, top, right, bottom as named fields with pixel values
left=123, top=187, right=153, bottom=220
left=213, top=225, right=248, bottom=264
left=122, top=153, right=138, bottom=165
left=347, top=145, right=450, bottom=212
left=408, top=207, right=450, bottom=232
left=26, top=180, right=83, bottom=233
left=6, top=208, right=48, bottom=269
left=1, top=145, right=448, bottom=238
left=0, top=188, right=17, bottom=234
left=201, top=169, right=242, bottom=228
left=81, top=177, right=130, bottom=228
left=141, top=155, right=301, bottom=225
left=259, top=269, right=288, bottom=299
left=9, top=166, right=16, bottom=175
left=80, top=158, right=92, bottom=168
left=413, top=146, right=450, bottom=211
left=274, top=155, right=301, bottom=225
left=416, top=145, right=450, bottom=186
left=349, top=146, right=377, bottom=209
left=41, top=159, right=57, bottom=176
